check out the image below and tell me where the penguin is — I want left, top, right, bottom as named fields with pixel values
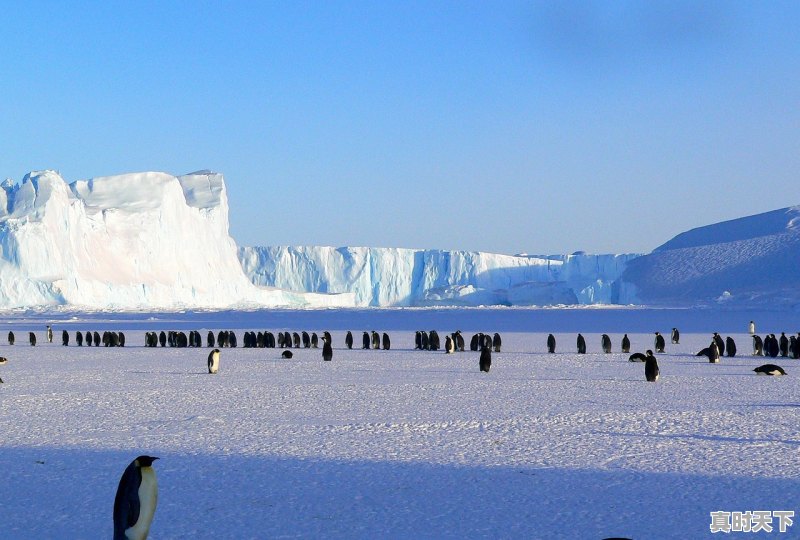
left=601, top=334, right=611, bottom=354
left=207, top=331, right=215, bottom=348
left=228, top=331, right=237, bottom=348
left=7, top=331, right=14, bottom=345
left=119, top=332, right=126, bottom=347
left=779, top=333, right=789, bottom=357
left=62, top=330, right=69, bottom=346
left=159, top=331, right=166, bottom=347
left=576, top=333, right=586, bottom=354
left=382, top=333, right=391, bottom=350
left=414, top=331, right=422, bottom=350
left=445, top=335, right=455, bottom=354
left=479, top=345, right=492, bottom=373
left=753, top=364, right=787, bottom=376
left=0, top=356, right=7, bottom=364
left=76, top=331, right=84, bottom=346
left=345, top=331, right=353, bottom=350
left=362, top=332, right=370, bottom=349
left=371, top=331, right=380, bottom=350
left=629, top=352, right=648, bottom=362
left=752, top=335, right=764, bottom=356
left=492, top=333, right=502, bottom=353
left=322, top=336, right=333, bottom=362
left=87, top=331, right=93, bottom=346
left=792, top=334, right=800, bottom=359
left=429, top=330, right=440, bottom=351
left=726, top=336, right=737, bottom=357
left=311, top=333, right=319, bottom=348
left=654, top=332, right=665, bottom=353
left=46, top=325, right=53, bottom=343
left=671, top=328, right=679, bottom=344
left=455, top=331, right=465, bottom=352
left=29, top=332, right=36, bottom=347
left=621, top=334, right=630, bottom=353
left=281, top=350, right=293, bottom=359
left=470, top=334, right=479, bottom=352
left=708, top=341, right=720, bottom=363
left=207, top=349, right=220, bottom=374
left=113, top=455, right=159, bottom=540
left=644, top=351, right=659, bottom=382
left=768, top=334, right=780, bottom=358
left=749, top=320, right=755, bottom=335
left=302, top=331, right=310, bottom=348
left=547, top=334, right=556, bottom=354
left=713, top=333, right=725, bottom=356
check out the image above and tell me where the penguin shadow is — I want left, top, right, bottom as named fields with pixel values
left=129, top=371, right=209, bottom=376
left=602, top=430, right=800, bottom=447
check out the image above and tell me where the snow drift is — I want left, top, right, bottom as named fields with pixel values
left=620, top=206, right=800, bottom=308
left=238, top=246, right=638, bottom=307
left=0, top=170, right=354, bottom=309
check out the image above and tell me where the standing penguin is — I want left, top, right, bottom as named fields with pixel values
left=601, top=334, right=612, bottom=354
left=345, top=331, right=353, bottom=349
left=621, top=334, right=631, bottom=353
left=749, top=320, right=755, bottom=335
left=654, top=332, right=665, bottom=353
left=7, top=331, right=14, bottom=345
left=207, top=349, right=220, bottom=374
left=576, top=334, right=586, bottom=354
left=479, top=345, right=492, bottom=373
left=726, top=336, right=737, bottom=357
left=753, top=335, right=764, bottom=356
left=713, top=333, right=725, bottom=356
left=445, top=335, right=455, bottom=353
left=709, top=341, right=720, bottom=363
left=371, top=331, right=380, bottom=350
left=362, top=332, right=370, bottom=349
left=113, top=455, right=159, bottom=540
left=779, top=333, right=789, bottom=357
left=382, top=333, right=391, bottom=350
left=671, top=328, right=680, bottom=344
left=76, top=331, right=83, bottom=346
left=62, top=330, right=69, bottom=346
left=547, top=334, right=556, bottom=354
left=46, top=325, right=53, bottom=343
left=29, top=332, right=36, bottom=347
left=492, top=333, right=502, bottom=353
left=322, top=335, right=333, bottom=362
left=645, top=351, right=660, bottom=382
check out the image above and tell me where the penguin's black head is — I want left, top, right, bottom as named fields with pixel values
left=646, top=350, right=654, bottom=355
left=135, top=456, right=159, bottom=467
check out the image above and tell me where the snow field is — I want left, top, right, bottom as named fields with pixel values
left=0, top=323, right=798, bottom=539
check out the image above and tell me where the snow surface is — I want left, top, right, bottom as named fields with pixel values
left=0, top=171, right=354, bottom=310
left=238, top=246, right=638, bottom=307
left=1, top=308, right=798, bottom=539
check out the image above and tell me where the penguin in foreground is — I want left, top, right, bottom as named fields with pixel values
left=113, top=455, right=159, bottom=540
left=207, top=349, right=220, bottom=374
left=322, top=334, right=333, bottom=361
left=645, top=351, right=659, bottom=382
left=753, top=364, right=786, bottom=376
left=479, top=345, right=492, bottom=373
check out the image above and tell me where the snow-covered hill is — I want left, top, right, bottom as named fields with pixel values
left=0, top=171, right=354, bottom=310
left=238, top=246, right=637, bottom=307
left=620, top=206, right=800, bottom=308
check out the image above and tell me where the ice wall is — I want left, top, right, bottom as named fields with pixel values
left=238, top=246, right=639, bottom=307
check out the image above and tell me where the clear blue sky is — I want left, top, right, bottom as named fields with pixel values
left=1, top=1, right=798, bottom=254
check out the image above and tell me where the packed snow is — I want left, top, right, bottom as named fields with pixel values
left=1, top=308, right=798, bottom=539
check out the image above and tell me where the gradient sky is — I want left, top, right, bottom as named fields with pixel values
left=1, top=1, right=798, bottom=255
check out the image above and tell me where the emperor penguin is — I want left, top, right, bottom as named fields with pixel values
left=362, top=332, right=370, bottom=349
left=654, top=332, right=665, bottom=353
left=601, top=334, right=612, bottom=354
left=709, top=341, right=720, bottom=363
left=29, top=332, right=36, bottom=347
left=429, top=330, right=441, bottom=350
left=779, top=333, right=789, bottom=357
left=726, top=336, right=737, bottom=357
left=7, top=331, right=14, bottom=345
left=445, top=335, right=455, bottom=353
left=207, top=349, right=220, bottom=374
left=470, top=334, right=479, bottom=351
left=322, top=335, right=333, bottom=362
left=547, top=334, right=556, bottom=354
left=62, top=330, right=69, bottom=346
left=345, top=331, right=353, bottom=349
left=479, top=345, right=492, bottom=373
left=310, top=333, right=319, bottom=348
left=281, top=350, right=293, bottom=359
left=621, top=334, right=630, bottom=353
left=644, top=351, right=660, bottom=382
left=576, top=334, right=586, bottom=354
left=382, top=332, right=391, bottom=350
left=753, top=364, right=787, bottom=376
left=671, top=328, right=679, bottom=344
left=752, top=335, right=764, bottom=356
left=113, top=455, right=159, bottom=540
left=749, top=320, right=755, bottom=335
left=46, top=325, right=53, bottom=343
left=713, top=333, right=725, bottom=356
left=492, top=333, right=502, bottom=353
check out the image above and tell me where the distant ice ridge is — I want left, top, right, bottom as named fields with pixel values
left=238, top=246, right=640, bottom=307
left=0, top=170, right=354, bottom=309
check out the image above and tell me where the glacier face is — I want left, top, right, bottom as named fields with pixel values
left=238, top=245, right=640, bottom=307
left=0, top=170, right=354, bottom=310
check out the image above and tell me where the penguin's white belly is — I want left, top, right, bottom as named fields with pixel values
left=126, top=467, right=158, bottom=540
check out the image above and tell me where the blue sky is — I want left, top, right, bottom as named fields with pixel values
left=1, top=1, right=798, bottom=254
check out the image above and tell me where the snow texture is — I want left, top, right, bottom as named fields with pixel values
left=0, top=171, right=354, bottom=310
left=622, top=206, right=800, bottom=308
left=238, top=246, right=637, bottom=307
left=0, top=308, right=798, bottom=539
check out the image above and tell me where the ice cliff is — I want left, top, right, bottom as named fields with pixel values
left=0, top=170, right=354, bottom=309
left=238, top=246, right=638, bottom=307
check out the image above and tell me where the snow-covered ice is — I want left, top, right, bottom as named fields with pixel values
left=1, top=308, right=798, bottom=539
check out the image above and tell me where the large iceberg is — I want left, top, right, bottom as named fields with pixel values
left=0, top=170, right=354, bottom=309
left=238, top=246, right=638, bottom=307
